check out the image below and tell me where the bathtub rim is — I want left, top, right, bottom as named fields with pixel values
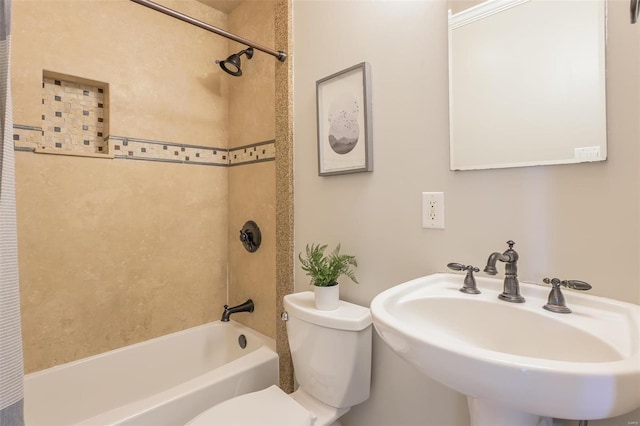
left=24, top=320, right=275, bottom=380
left=24, top=320, right=278, bottom=426
left=75, top=346, right=279, bottom=426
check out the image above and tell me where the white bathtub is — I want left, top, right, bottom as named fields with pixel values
left=24, top=321, right=279, bottom=426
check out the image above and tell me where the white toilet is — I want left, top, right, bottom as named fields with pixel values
left=186, top=291, right=372, bottom=426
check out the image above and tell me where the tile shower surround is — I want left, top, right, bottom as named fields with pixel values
left=14, top=126, right=276, bottom=166
left=13, top=76, right=275, bottom=166
left=14, top=125, right=276, bottom=166
left=109, top=136, right=276, bottom=166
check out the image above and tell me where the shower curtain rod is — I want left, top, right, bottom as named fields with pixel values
left=130, top=0, right=287, bottom=62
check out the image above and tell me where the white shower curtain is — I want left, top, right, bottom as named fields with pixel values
left=0, top=0, right=24, bottom=425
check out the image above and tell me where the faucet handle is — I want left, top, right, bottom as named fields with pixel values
left=563, top=280, right=592, bottom=291
left=447, top=262, right=467, bottom=271
left=543, top=277, right=592, bottom=291
left=447, top=263, right=479, bottom=273
left=447, top=263, right=481, bottom=294
left=542, top=278, right=592, bottom=314
left=542, top=278, right=570, bottom=313
left=543, top=277, right=561, bottom=287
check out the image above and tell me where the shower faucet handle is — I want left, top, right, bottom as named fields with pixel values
left=239, top=220, right=261, bottom=253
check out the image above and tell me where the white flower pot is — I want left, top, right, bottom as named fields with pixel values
left=314, top=284, right=340, bottom=310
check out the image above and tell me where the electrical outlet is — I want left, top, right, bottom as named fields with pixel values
left=422, top=192, right=445, bottom=229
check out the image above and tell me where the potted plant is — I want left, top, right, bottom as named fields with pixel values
left=299, top=243, right=358, bottom=310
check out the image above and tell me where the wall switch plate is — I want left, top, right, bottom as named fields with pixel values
left=422, top=192, right=445, bottom=229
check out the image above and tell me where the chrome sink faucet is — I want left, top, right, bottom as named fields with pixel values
left=484, top=240, right=525, bottom=303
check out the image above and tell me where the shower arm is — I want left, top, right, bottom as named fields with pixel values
left=129, top=0, right=287, bottom=62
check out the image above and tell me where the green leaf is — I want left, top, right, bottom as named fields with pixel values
left=298, top=243, right=358, bottom=287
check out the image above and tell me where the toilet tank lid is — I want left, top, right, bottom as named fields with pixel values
left=283, top=291, right=372, bottom=331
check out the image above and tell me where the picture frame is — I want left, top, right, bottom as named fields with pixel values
left=316, top=62, right=373, bottom=176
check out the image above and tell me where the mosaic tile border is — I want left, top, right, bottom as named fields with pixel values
left=109, top=136, right=228, bottom=166
left=12, top=124, right=275, bottom=167
left=229, top=140, right=276, bottom=166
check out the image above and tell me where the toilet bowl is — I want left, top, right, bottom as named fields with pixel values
left=186, top=385, right=313, bottom=426
left=185, top=385, right=351, bottom=426
left=185, top=292, right=372, bottom=426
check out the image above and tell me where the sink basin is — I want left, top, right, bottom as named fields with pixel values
left=371, top=273, right=640, bottom=421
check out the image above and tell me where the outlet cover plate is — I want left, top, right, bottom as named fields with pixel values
left=422, top=192, right=445, bottom=229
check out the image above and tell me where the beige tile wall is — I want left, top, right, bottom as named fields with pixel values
left=17, top=154, right=228, bottom=371
left=227, top=1, right=278, bottom=340
left=227, top=1, right=276, bottom=149
left=228, top=162, right=277, bottom=336
left=12, top=0, right=231, bottom=373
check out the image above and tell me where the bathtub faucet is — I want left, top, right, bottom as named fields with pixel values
left=221, top=299, right=254, bottom=322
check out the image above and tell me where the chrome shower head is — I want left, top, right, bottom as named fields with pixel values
left=216, top=47, right=254, bottom=77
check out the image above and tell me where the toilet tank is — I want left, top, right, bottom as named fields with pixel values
left=283, top=291, right=372, bottom=409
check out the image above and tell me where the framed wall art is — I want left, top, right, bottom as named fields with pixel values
left=316, top=62, right=372, bottom=176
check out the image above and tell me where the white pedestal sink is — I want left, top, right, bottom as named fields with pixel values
left=370, top=273, right=640, bottom=425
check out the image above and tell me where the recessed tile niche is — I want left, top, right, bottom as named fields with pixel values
left=41, top=72, right=109, bottom=156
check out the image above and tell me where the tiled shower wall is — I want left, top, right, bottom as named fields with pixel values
left=11, top=0, right=278, bottom=373
left=227, top=0, right=278, bottom=340
left=16, top=74, right=276, bottom=165
left=41, top=77, right=107, bottom=154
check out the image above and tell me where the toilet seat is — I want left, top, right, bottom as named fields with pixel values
left=185, top=385, right=314, bottom=426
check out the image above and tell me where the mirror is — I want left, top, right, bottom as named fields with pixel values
left=448, top=0, right=607, bottom=171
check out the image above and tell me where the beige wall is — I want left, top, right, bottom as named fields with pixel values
left=227, top=1, right=278, bottom=339
left=293, top=0, right=639, bottom=425
left=12, top=0, right=230, bottom=372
